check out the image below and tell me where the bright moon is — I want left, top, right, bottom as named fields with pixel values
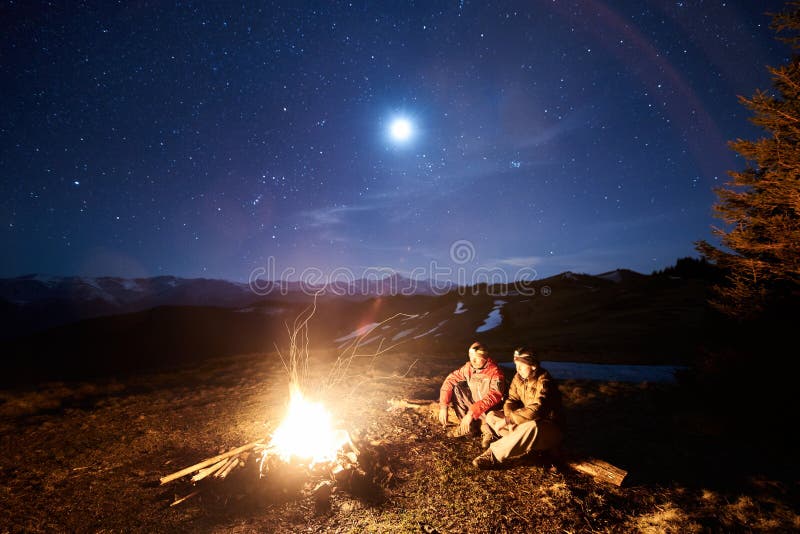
left=389, top=118, right=413, bottom=141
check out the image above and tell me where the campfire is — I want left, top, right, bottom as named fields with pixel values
left=159, top=303, right=409, bottom=507
left=263, top=384, right=350, bottom=467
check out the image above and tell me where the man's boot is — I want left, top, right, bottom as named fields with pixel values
left=472, top=448, right=497, bottom=469
left=448, top=419, right=480, bottom=438
left=480, top=423, right=495, bottom=449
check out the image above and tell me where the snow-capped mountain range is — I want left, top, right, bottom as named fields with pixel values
left=0, top=274, right=253, bottom=308
left=0, top=273, right=446, bottom=308
left=0, top=273, right=442, bottom=339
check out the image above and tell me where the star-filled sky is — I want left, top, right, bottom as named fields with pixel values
left=1, top=1, right=792, bottom=283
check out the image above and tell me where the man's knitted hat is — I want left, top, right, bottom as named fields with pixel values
left=469, top=341, right=487, bottom=355
left=512, top=346, right=539, bottom=367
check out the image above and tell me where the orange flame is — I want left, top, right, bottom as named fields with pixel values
left=267, top=384, right=348, bottom=466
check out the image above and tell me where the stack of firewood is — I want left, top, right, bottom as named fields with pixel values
left=160, top=441, right=265, bottom=486
left=160, top=433, right=362, bottom=507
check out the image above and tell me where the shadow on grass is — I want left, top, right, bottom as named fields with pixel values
left=560, top=379, right=797, bottom=490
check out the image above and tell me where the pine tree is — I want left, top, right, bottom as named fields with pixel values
left=696, top=3, right=800, bottom=319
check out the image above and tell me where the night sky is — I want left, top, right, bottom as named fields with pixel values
left=1, top=1, right=792, bottom=284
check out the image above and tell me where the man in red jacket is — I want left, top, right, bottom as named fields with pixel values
left=438, top=341, right=505, bottom=443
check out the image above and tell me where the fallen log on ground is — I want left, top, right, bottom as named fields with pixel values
left=386, top=398, right=437, bottom=411
left=566, top=457, right=627, bottom=486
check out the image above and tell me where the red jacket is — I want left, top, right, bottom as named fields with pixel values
left=439, top=357, right=505, bottom=420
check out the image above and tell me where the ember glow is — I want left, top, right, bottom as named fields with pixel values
left=267, top=385, right=348, bottom=465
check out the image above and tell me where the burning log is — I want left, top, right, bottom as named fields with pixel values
left=312, top=480, right=333, bottom=511
left=344, top=433, right=360, bottom=457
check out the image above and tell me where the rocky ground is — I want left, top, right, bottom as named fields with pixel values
left=0, top=350, right=797, bottom=533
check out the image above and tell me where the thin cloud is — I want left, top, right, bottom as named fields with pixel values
left=489, top=255, right=545, bottom=268
left=300, top=204, right=380, bottom=226
left=510, top=110, right=586, bottom=150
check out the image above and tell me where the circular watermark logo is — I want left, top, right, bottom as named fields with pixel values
left=540, top=285, right=552, bottom=296
left=449, top=239, right=476, bottom=264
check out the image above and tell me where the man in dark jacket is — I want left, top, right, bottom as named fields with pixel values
left=438, top=341, right=505, bottom=441
left=473, top=346, right=562, bottom=469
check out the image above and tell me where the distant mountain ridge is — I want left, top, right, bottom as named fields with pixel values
left=0, top=269, right=645, bottom=308
left=0, top=274, right=256, bottom=340
left=1, top=274, right=252, bottom=307
left=0, top=272, right=447, bottom=306
left=0, top=272, right=443, bottom=339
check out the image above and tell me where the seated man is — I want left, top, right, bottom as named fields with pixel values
left=438, top=342, right=505, bottom=443
left=473, top=346, right=562, bottom=469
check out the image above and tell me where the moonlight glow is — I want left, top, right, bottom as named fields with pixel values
left=389, top=117, right=413, bottom=142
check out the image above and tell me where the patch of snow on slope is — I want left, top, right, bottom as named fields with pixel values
left=454, top=301, right=467, bottom=314
left=360, top=335, right=381, bottom=346
left=121, top=279, right=143, bottom=291
left=80, top=277, right=116, bottom=302
left=79, top=277, right=104, bottom=290
left=414, top=320, right=448, bottom=339
left=32, top=275, right=61, bottom=286
left=335, top=322, right=381, bottom=343
left=597, top=270, right=623, bottom=283
left=392, top=328, right=417, bottom=341
left=475, top=300, right=507, bottom=333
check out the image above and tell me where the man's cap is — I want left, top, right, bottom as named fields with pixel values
left=512, top=346, right=539, bottom=367
left=469, top=341, right=487, bottom=355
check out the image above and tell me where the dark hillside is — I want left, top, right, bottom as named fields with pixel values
left=3, top=306, right=277, bottom=384
left=2, top=273, right=719, bottom=384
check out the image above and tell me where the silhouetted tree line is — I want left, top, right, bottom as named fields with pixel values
left=651, top=256, right=721, bottom=281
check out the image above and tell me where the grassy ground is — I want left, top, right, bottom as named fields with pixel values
left=0, top=351, right=797, bottom=533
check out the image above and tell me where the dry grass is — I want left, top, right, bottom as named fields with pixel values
left=0, top=351, right=797, bottom=533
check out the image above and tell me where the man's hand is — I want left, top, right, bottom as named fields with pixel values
left=459, top=413, right=473, bottom=435
left=438, top=405, right=449, bottom=427
left=501, top=414, right=519, bottom=432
